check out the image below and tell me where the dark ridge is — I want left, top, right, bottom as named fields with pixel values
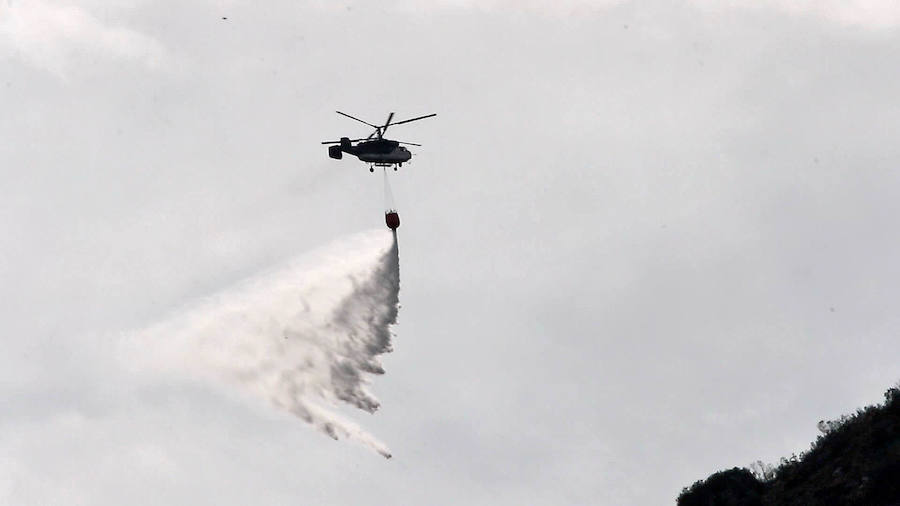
left=678, top=386, right=900, bottom=506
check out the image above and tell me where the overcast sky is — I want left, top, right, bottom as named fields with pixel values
left=3, top=1, right=900, bottom=504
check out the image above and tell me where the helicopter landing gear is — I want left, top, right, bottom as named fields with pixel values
left=369, top=166, right=374, bottom=172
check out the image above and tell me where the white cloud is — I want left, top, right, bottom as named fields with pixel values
left=390, top=0, right=900, bottom=28
left=0, top=0, right=164, bottom=76
left=392, top=0, right=626, bottom=16
left=691, top=0, right=900, bottom=30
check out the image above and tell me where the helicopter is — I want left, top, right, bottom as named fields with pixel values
left=322, top=111, right=436, bottom=172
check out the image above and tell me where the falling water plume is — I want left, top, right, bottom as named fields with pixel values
left=122, top=230, right=401, bottom=458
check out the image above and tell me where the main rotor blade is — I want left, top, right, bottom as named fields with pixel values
left=335, top=111, right=379, bottom=129
left=321, top=138, right=367, bottom=144
left=397, top=141, right=421, bottom=146
left=385, top=113, right=436, bottom=127
left=381, top=112, right=395, bottom=135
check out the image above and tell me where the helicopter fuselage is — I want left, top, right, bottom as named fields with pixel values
left=355, top=141, right=411, bottom=164
left=331, top=138, right=411, bottom=165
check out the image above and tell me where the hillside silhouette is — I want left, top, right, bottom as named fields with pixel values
left=678, top=385, right=900, bottom=506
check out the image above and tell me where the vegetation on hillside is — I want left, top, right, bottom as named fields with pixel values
left=678, top=385, right=900, bottom=506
